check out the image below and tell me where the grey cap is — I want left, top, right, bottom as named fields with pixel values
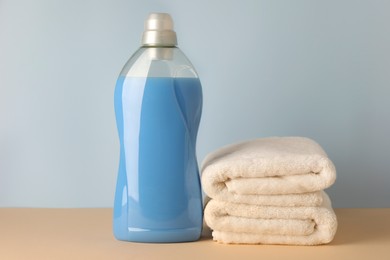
left=142, top=13, right=178, bottom=47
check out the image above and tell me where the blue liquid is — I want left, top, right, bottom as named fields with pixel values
left=113, top=76, right=203, bottom=242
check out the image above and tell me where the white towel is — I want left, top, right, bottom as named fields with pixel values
left=204, top=190, right=326, bottom=207
left=204, top=192, right=337, bottom=245
left=201, top=137, right=336, bottom=196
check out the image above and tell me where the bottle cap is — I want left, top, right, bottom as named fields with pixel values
left=142, top=13, right=178, bottom=47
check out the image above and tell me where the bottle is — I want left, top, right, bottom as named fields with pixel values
left=113, top=13, right=203, bottom=243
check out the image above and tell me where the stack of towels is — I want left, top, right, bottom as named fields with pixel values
left=202, top=137, right=337, bottom=245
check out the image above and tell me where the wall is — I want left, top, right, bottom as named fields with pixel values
left=1, top=0, right=389, bottom=207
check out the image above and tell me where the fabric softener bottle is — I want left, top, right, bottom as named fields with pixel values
left=113, top=13, right=203, bottom=242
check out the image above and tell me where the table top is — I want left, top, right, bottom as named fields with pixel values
left=1, top=208, right=390, bottom=260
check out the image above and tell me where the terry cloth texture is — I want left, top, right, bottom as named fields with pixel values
left=201, top=137, right=337, bottom=245
left=204, top=192, right=337, bottom=245
left=201, top=137, right=336, bottom=197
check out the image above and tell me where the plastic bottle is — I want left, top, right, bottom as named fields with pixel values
left=113, top=13, right=203, bottom=243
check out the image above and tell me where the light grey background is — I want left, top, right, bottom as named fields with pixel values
left=1, top=0, right=389, bottom=208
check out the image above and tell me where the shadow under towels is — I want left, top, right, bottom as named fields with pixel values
left=201, top=137, right=337, bottom=245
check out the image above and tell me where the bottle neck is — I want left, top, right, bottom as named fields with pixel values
left=120, top=47, right=198, bottom=78
left=142, top=46, right=176, bottom=60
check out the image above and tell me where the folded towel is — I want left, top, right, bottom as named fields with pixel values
left=204, top=190, right=326, bottom=207
left=201, top=137, right=336, bottom=196
left=204, top=192, right=337, bottom=245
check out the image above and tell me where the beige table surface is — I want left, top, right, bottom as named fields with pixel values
left=1, top=208, right=390, bottom=260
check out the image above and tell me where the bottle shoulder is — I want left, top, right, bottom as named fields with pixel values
left=119, top=47, right=198, bottom=78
